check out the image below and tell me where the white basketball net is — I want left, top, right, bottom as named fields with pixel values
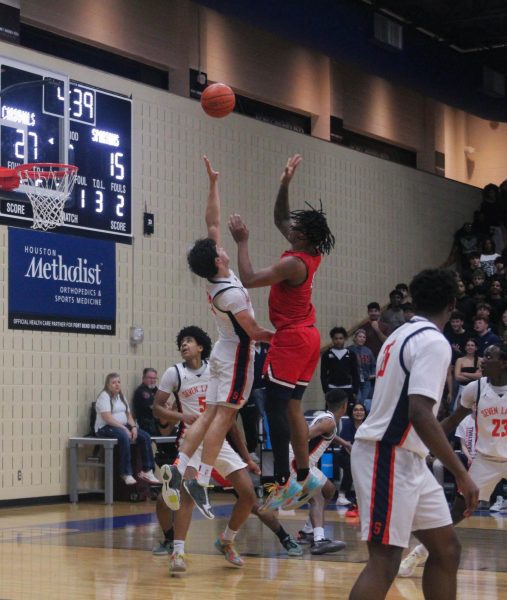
left=16, top=164, right=78, bottom=231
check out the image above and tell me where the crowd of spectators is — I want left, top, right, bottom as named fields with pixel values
left=327, top=180, right=507, bottom=509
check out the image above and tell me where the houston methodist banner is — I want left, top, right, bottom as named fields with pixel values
left=8, top=227, right=116, bottom=334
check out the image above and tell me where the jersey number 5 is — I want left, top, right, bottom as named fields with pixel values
left=198, top=395, right=206, bottom=413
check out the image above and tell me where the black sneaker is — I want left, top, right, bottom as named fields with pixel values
left=183, top=478, right=214, bottom=519
left=281, top=535, right=303, bottom=556
left=296, top=530, right=314, bottom=545
left=310, top=539, right=346, bottom=555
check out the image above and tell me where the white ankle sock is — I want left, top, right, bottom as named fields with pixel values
left=302, top=520, right=313, bottom=534
left=197, top=463, right=213, bottom=486
left=313, top=526, right=324, bottom=542
left=177, top=453, right=190, bottom=475
left=223, top=525, right=237, bottom=542
left=173, top=540, right=185, bottom=554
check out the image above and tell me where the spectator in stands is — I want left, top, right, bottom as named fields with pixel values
left=238, top=341, right=269, bottom=463
left=95, top=373, right=160, bottom=485
left=487, top=279, right=506, bottom=321
left=395, top=283, right=411, bottom=304
left=444, top=222, right=483, bottom=271
left=473, top=316, right=500, bottom=356
left=455, top=279, right=476, bottom=329
left=461, top=252, right=482, bottom=289
left=444, top=310, right=470, bottom=364
left=480, top=238, right=501, bottom=278
left=334, top=403, right=367, bottom=515
left=453, top=339, right=482, bottom=410
left=362, top=302, right=389, bottom=358
left=320, top=326, right=360, bottom=415
left=476, top=302, right=498, bottom=331
left=380, top=289, right=405, bottom=334
left=469, top=269, right=488, bottom=302
left=480, top=184, right=503, bottom=253
left=493, top=257, right=507, bottom=295
left=349, top=329, right=376, bottom=411
left=402, top=302, right=415, bottom=322
left=133, top=368, right=169, bottom=436
left=498, top=308, right=507, bottom=339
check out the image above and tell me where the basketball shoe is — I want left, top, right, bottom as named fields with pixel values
left=489, top=495, right=505, bottom=512
left=214, top=533, right=244, bottom=567
left=280, top=535, right=303, bottom=557
left=310, top=539, right=346, bottom=555
left=152, top=540, right=173, bottom=556
left=398, top=544, right=429, bottom=577
left=282, top=471, right=325, bottom=510
left=169, top=552, right=187, bottom=574
left=161, top=464, right=181, bottom=511
left=260, top=478, right=302, bottom=512
left=183, top=478, right=214, bottom=519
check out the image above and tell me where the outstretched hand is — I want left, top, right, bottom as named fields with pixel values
left=203, top=155, right=219, bottom=183
left=228, top=213, right=249, bottom=243
left=280, top=154, right=302, bottom=185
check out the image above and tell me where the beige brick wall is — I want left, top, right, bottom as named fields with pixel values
left=0, top=41, right=479, bottom=500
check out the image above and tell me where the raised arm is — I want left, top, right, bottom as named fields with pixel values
left=203, top=155, right=221, bottom=244
left=228, top=213, right=307, bottom=287
left=274, top=154, right=302, bottom=240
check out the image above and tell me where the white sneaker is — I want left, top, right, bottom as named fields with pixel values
left=501, top=499, right=507, bottom=512
left=336, top=494, right=351, bottom=506
left=398, top=545, right=429, bottom=577
left=138, top=470, right=161, bottom=485
left=122, top=475, right=137, bottom=485
left=489, top=496, right=504, bottom=512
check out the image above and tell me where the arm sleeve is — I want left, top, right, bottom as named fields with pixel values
left=213, top=287, right=250, bottom=315
left=158, top=366, right=179, bottom=394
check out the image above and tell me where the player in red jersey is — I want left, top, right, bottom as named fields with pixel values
left=229, top=154, right=335, bottom=510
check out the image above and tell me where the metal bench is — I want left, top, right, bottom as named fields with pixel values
left=68, top=435, right=176, bottom=504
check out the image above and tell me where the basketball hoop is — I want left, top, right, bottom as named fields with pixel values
left=14, top=163, right=78, bottom=231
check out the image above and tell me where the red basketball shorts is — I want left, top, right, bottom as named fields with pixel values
left=264, top=326, right=321, bottom=389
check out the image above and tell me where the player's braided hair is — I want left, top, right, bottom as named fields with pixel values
left=290, top=200, right=335, bottom=255
left=176, top=325, right=212, bottom=360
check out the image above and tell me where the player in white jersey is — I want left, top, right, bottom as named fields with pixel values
left=398, top=345, right=507, bottom=579
left=165, top=157, right=273, bottom=521
left=288, top=389, right=348, bottom=555
left=349, top=269, right=478, bottom=600
left=153, top=326, right=301, bottom=572
left=443, top=343, right=507, bottom=516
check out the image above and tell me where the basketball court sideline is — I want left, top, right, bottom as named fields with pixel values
left=0, top=496, right=506, bottom=600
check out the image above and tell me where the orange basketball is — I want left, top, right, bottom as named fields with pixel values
left=200, top=83, right=236, bottom=118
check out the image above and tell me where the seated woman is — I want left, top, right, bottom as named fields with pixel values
left=95, top=372, right=160, bottom=485
left=334, top=402, right=367, bottom=514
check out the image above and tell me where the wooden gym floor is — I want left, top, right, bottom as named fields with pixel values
left=0, top=494, right=506, bottom=600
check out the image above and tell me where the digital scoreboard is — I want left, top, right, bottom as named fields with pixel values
left=0, top=58, right=132, bottom=242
